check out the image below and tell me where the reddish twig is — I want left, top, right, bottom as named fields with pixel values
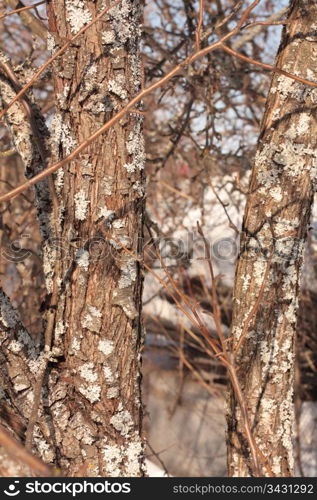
left=197, top=221, right=274, bottom=477
left=234, top=250, right=273, bottom=354
left=0, top=1, right=45, bottom=20
left=195, top=0, right=204, bottom=51
left=0, top=0, right=122, bottom=123
left=2, top=1, right=314, bottom=205
left=219, top=43, right=317, bottom=88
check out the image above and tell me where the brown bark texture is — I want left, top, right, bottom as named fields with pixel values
left=1, top=0, right=145, bottom=476
left=227, top=0, right=317, bottom=477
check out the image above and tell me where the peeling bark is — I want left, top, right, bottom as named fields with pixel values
left=227, top=0, right=317, bottom=477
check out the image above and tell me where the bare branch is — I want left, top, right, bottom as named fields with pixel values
left=3, top=0, right=48, bottom=41
left=2, top=0, right=315, bottom=204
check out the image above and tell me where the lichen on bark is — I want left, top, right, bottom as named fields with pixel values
left=227, top=0, right=317, bottom=477
left=43, top=0, right=146, bottom=476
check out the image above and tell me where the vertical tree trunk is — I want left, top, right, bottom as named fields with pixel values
left=37, top=0, right=145, bottom=476
left=227, top=0, right=317, bottom=476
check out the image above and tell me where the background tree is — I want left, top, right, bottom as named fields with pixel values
left=227, top=0, right=317, bottom=476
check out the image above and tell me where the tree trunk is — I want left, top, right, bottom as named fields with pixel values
left=1, top=0, right=145, bottom=477
left=43, top=0, right=145, bottom=476
left=227, top=0, right=317, bottom=477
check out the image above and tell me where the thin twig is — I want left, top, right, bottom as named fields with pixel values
left=3, top=0, right=47, bottom=40
left=234, top=219, right=276, bottom=354
left=197, top=222, right=229, bottom=357
left=195, top=0, right=204, bottom=51
left=158, top=180, right=194, bottom=201
left=1, top=1, right=45, bottom=20
left=206, top=175, right=240, bottom=235
left=3, top=1, right=312, bottom=204
left=0, top=0, right=122, bottom=123
left=220, top=43, right=317, bottom=89
left=146, top=442, right=170, bottom=477
left=197, top=221, right=272, bottom=476
left=243, top=19, right=289, bottom=28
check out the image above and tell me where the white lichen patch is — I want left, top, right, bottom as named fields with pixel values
left=79, top=362, right=98, bottom=383
left=78, top=384, right=101, bottom=403
left=253, top=259, right=268, bottom=287
left=0, top=292, right=19, bottom=328
left=270, top=186, right=283, bottom=202
left=256, top=151, right=279, bottom=188
left=56, top=84, right=70, bottom=110
left=279, top=386, right=295, bottom=472
left=274, top=218, right=299, bottom=237
left=271, top=107, right=281, bottom=121
left=54, top=321, right=66, bottom=346
left=28, top=352, right=47, bottom=375
left=55, top=169, right=64, bottom=196
left=82, top=305, right=102, bottom=333
left=107, top=387, right=119, bottom=399
left=98, top=207, right=115, bottom=221
left=47, top=32, right=57, bottom=52
left=74, top=189, right=90, bottom=220
left=271, top=456, right=282, bottom=476
left=107, top=0, right=134, bottom=44
left=110, top=408, right=134, bottom=436
left=51, top=113, right=77, bottom=155
left=108, top=75, right=128, bottom=100
left=76, top=249, right=90, bottom=271
left=43, top=242, right=56, bottom=293
left=241, top=273, right=251, bottom=292
left=125, top=438, right=144, bottom=476
left=102, top=29, right=116, bottom=45
left=113, top=219, right=125, bottom=230
left=34, top=434, right=55, bottom=463
left=259, top=339, right=272, bottom=374
left=70, top=336, right=82, bottom=353
left=0, top=74, right=32, bottom=166
left=274, top=237, right=300, bottom=265
left=98, top=339, right=114, bottom=356
left=129, top=53, right=142, bottom=91
left=103, top=366, right=113, bottom=383
left=8, top=340, right=23, bottom=353
left=284, top=301, right=298, bottom=325
left=260, top=397, right=277, bottom=428
left=290, top=112, right=310, bottom=136
left=118, top=257, right=136, bottom=289
left=270, top=75, right=302, bottom=101
left=103, top=365, right=114, bottom=383
left=123, top=119, right=145, bottom=172
left=102, top=444, right=123, bottom=476
left=66, top=0, right=92, bottom=34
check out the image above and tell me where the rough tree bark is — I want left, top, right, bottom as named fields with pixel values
left=1, top=0, right=145, bottom=476
left=227, top=0, right=317, bottom=476
left=44, top=0, right=145, bottom=476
